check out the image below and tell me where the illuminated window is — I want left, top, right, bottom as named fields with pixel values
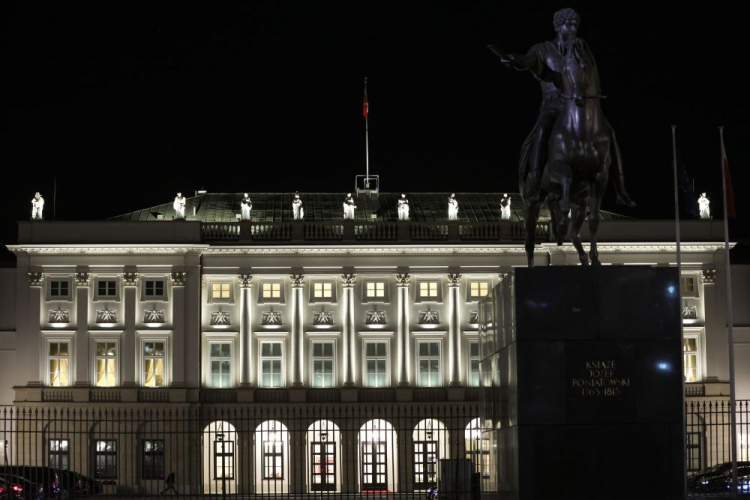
left=49, top=439, right=69, bottom=470
left=364, top=342, right=388, bottom=387
left=418, top=341, right=441, bottom=387
left=469, top=281, right=490, bottom=300
left=686, top=432, right=702, bottom=472
left=312, top=282, right=334, bottom=301
left=210, top=282, right=232, bottom=302
left=681, top=276, right=698, bottom=298
left=261, top=342, right=283, bottom=388
left=312, top=342, right=334, bottom=388
left=94, top=440, right=117, bottom=479
left=214, top=440, right=234, bottom=479
left=418, top=281, right=439, bottom=299
left=684, top=336, right=700, bottom=383
left=210, top=343, right=232, bottom=388
left=468, top=342, right=480, bottom=387
left=263, top=439, right=284, bottom=480
left=144, top=279, right=166, bottom=299
left=96, top=279, right=117, bottom=299
left=49, top=342, right=70, bottom=387
left=49, top=279, right=70, bottom=299
left=143, top=341, right=166, bottom=388
left=261, top=282, right=283, bottom=302
left=95, top=342, right=117, bottom=387
left=365, top=281, right=386, bottom=299
left=142, top=440, right=165, bottom=480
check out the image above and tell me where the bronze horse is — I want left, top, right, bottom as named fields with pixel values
left=523, top=40, right=626, bottom=267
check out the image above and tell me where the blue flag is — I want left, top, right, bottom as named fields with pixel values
left=676, top=149, right=699, bottom=217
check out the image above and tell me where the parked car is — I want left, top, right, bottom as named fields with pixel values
left=0, top=468, right=59, bottom=499
left=688, top=461, right=750, bottom=493
left=0, top=473, right=45, bottom=500
left=51, top=470, right=100, bottom=498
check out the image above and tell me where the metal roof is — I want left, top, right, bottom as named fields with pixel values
left=109, top=193, right=632, bottom=223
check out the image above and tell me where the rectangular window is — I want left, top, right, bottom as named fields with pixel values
left=263, top=440, right=284, bottom=480
left=681, top=277, right=697, bottom=297
left=469, top=281, right=490, bottom=300
left=97, top=280, right=118, bottom=298
left=142, top=440, right=165, bottom=480
left=418, top=341, right=440, bottom=387
left=95, top=342, right=117, bottom=387
left=311, top=441, right=336, bottom=491
left=94, top=440, right=117, bottom=480
left=50, top=280, right=70, bottom=299
left=261, top=342, right=283, bottom=388
left=210, top=282, right=232, bottom=301
left=261, top=282, right=282, bottom=300
left=418, top=282, right=439, bottom=299
left=210, top=343, right=232, bottom=388
left=468, top=342, right=480, bottom=387
left=49, top=342, right=70, bottom=387
left=364, top=342, right=387, bottom=388
left=365, top=281, right=386, bottom=299
left=145, top=279, right=166, bottom=298
left=686, top=432, right=701, bottom=472
left=143, top=341, right=166, bottom=387
left=312, top=342, right=334, bottom=388
left=312, top=282, right=334, bottom=300
left=214, top=440, right=235, bottom=479
left=684, top=337, right=699, bottom=383
left=49, top=439, right=69, bottom=470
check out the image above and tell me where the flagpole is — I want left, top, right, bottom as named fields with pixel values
left=720, top=126, right=738, bottom=499
left=671, top=125, right=687, bottom=496
left=364, top=77, right=370, bottom=186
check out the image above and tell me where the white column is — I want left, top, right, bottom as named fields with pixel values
left=25, top=271, right=44, bottom=386
left=447, top=273, right=462, bottom=386
left=342, top=274, right=356, bottom=386
left=171, top=272, right=187, bottom=387
left=239, top=275, right=254, bottom=387
left=290, top=274, right=305, bottom=387
left=121, top=272, right=139, bottom=386
left=396, top=273, right=411, bottom=386
left=74, top=273, right=91, bottom=386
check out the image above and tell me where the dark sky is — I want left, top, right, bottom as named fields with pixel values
left=3, top=1, right=748, bottom=256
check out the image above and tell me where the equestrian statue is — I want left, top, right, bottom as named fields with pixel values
left=489, top=8, right=635, bottom=267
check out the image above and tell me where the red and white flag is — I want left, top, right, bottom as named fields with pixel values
left=362, top=79, right=369, bottom=118
left=721, top=134, right=737, bottom=219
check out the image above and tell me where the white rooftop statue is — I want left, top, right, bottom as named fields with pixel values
left=698, top=193, right=711, bottom=220
left=343, top=193, right=357, bottom=219
left=397, top=194, right=410, bottom=221
left=448, top=193, right=459, bottom=220
left=173, top=192, right=186, bottom=219
left=292, top=192, right=304, bottom=220
left=241, top=193, right=253, bottom=220
left=500, top=193, right=511, bottom=220
left=31, top=192, right=44, bottom=220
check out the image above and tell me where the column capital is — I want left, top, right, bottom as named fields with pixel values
left=341, top=273, right=357, bottom=288
left=170, top=272, right=187, bottom=286
left=447, top=273, right=462, bottom=287
left=395, top=273, right=411, bottom=287
left=701, top=268, right=717, bottom=284
left=75, top=272, right=91, bottom=286
left=498, top=271, right=512, bottom=283
left=290, top=274, right=305, bottom=288
left=27, top=272, right=44, bottom=287
left=238, top=274, right=253, bottom=288
left=122, top=272, right=140, bottom=286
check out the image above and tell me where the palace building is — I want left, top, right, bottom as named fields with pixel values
left=0, top=191, right=747, bottom=496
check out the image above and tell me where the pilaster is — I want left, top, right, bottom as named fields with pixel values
left=447, top=273, right=462, bottom=386
left=121, top=273, right=138, bottom=387
left=74, top=272, right=91, bottom=386
left=239, top=274, right=254, bottom=387
left=290, top=274, right=305, bottom=387
left=25, top=271, right=43, bottom=386
left=170, top=271, right=187, bottom=387
left=396, top=273, right=411, bottom=387
left=341, top=274, right=356, bottom=386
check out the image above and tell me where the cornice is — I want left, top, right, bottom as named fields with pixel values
left=8, top=245, right=206, bottom=256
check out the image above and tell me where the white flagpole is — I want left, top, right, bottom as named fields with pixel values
left=720, top=126, right=738, bottom=499
left=671, top=125, right=687, bottom=496
left=364, top=77, right=370, bottom=186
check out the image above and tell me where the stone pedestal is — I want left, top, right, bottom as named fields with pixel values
left=480, top=266, right=684, bottom=500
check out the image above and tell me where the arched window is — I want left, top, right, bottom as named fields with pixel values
left=464, top=418, right=490, bottom=478
left=202, top=421, right=237, bottom=495
left=254, top=420, right=290, bottom=494
left=412, top=419, right=449, bottom=490
left=359, top=419, right=398, bottom=492
left=307, top=420, right=341, bottom=492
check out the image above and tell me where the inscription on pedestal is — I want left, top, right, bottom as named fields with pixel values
left=571, top=359, right=631, bottom=398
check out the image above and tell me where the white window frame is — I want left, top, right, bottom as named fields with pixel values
left=94, top=277, right=120, bottom=302
left=416, top=339, right=442, bottom=387
left=208, top=281, right=234, bottom=304
left=209, top=341, right=234, bottom=388
left=46, top=337, right=73, bottom=387
left=467, top=341, right=480, bottom=387
left=310, top=340, right=336, bottom=388
left=310, top=281, right=336, bottom=303
left=466, top=280, right=491, bottom=302
left=139, top=337, right=169, bottom=388
left=259, top=340, right=285, bottom=388
left=142, top=278, right=168, bottom=301
left=363, top=279, right=389, bottom=303
left=49, top=438, right=70, bottom=470
left=416, top=280, right=442, bottom=303
left=362, top=340, right=390, bottom=388
left=47, top=278, right=73, bottom=302
left=683, top=330, right=703, bottom=383
left=681, top=276, right=699, bottom=298
left=259, top=281, right=285, bottom=304
left=93, top=339, right=119, bottom=388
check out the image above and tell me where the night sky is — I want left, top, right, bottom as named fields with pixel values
left=3, top=1, right=748, bottom=259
